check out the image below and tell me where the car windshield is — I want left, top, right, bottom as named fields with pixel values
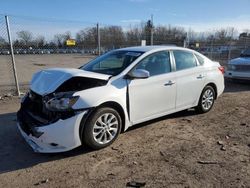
left=241, top=49, right=250, bottom=57
left=81, top=50, right=143, bottom=76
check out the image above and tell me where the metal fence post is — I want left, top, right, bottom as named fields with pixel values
left=5, top=15, right=20, bottom=96
left=228, top=43, right=232, bottom=62
left=97, top=23, right=101, bottom=56
left=150, top=14, right=154, bottom=46
left=210, top=36, right=214, bottom=60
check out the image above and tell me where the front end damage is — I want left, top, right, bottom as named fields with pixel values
left=17, top=68, right=110, bottom=153
left=17, top=90, right=89, bottom=153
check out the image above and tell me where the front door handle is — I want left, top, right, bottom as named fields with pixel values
left=197, top=75, right=205, bottom=79
left=164, top=80, right=175, bottom=86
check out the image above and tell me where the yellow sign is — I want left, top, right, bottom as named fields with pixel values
left=66, top=39, right=76, bottom=46
left=196, top=43, right=200, bottom=48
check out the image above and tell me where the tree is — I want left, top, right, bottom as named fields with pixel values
left=54, top=31, right=72, bottom=48
left=239, top=32, right=250, bottom=39
left=76, top=27, right=97, bottom=49
left=63, top=31, right=71, bottom=40
left=0, top=37, right=7, bottom=47
left=35, top=35, right=45, bottom=48
left=153, top=25, right=186, bottom=46
left=100, top=26, right=125, bottom=49
left=125, top=25, right=143, bottom=46
left=16, top=30, right=33, bottom=46
left=54, top=34, right=65, bottom=48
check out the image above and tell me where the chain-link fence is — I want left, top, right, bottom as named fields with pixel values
left=0, top=16, right=18, bottom=96
left=0, top=14, right=250, bottom=96
left=188, top=37, right=250, bottom=65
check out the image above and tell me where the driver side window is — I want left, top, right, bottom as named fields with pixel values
left=135, top=51, right=171, bottom=76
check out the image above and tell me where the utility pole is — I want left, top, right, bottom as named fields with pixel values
left=97, top=23, right=101, bottom=56
left=150, top=14, right=154, bottom=46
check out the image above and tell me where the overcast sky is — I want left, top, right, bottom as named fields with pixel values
left=0, top=0, right=250, bottom=38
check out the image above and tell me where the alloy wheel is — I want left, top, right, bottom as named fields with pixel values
left=201, top=89, right=214, bottom=110
left=93, top=113, right=119, bottom=144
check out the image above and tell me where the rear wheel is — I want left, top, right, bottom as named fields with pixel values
left=196, top=85, right=215, bottom=113
left=82, top=107, right=122, bottom=149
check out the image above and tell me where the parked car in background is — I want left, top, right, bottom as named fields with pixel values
left=225, top=48, right=250, bottom=80
left=17, top=46, right=224, bottom=153
left=0, top=49, right=10, bottom=55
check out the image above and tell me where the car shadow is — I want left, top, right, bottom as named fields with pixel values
left=224, top=79, right=250, bottom=93
left=0, top=112, right=93, bottom=174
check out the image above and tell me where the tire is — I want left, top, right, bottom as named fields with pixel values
left=82, top=107, right=122, bottom=150
left=196, top=85, right=215, bottom=114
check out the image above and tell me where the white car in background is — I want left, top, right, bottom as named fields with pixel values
left=225, top=48, right=250, bottom=80
left=17, top=46, right=225, bottom=153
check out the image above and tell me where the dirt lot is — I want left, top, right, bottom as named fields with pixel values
left=0, top=80, right=249, bottom=188
left=0, top=54, right=94, bottom=95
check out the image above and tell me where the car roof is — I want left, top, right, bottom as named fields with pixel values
left=116, top=45, right=188, bottom=52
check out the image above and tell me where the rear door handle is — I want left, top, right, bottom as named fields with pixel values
left=164, top=80, right=175, bottom=86
left=197, top=75, right=205, bottom=79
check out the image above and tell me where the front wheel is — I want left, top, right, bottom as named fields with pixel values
left=82, top=107, right=122, bottom=149
left=196, top=86, right=215, bottom=113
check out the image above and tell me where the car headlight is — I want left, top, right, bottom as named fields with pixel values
left=45, top=93, right=79, bottom=111
left=227, top=64, right=236, bottom=71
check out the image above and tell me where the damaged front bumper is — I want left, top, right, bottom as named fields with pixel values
left=17, top=110, right=87, bottom=153
left=17, top=93, right=89, bottom=153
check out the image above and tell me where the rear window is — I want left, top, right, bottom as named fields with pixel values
left=173, top=50, right=197, bottom=71
left=195, top=54, right=205, bottom=65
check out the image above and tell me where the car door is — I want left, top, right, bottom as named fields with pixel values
left=127, top=51, right=176, bottom=124
left=172, top=50, right=205, bottom=110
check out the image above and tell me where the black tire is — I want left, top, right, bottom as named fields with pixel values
left=82, top=107, right=122, bottom=150
left=196, top=85, right=215, bottom=114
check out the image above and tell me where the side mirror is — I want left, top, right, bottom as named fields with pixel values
left=127, top=69, right=150, bottom=79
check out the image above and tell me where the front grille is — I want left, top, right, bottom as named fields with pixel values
left=17, top=109, right=43, bottom=135
left=24, top=90, right=58, bottom=121
left=234, top=65, right=250, bottom=72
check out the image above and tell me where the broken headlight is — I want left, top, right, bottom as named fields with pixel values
left=45, top=92, right=79, bottom=111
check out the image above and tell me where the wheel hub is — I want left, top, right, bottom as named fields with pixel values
left=93, top=113, right=119, bottom=144
left=202, top=89, right=214, bottom=110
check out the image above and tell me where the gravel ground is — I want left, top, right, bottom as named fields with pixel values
left=0, top=80, right=249, bottom=188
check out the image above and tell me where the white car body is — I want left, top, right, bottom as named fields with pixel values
left=17, top=46, right=224, bottom=153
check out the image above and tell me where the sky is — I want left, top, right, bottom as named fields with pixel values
left=0, top=0, right=250, bottom=38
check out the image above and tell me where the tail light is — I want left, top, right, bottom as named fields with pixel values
left=218, top=66, right=225, bottom=74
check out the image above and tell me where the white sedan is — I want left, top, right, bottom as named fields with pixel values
left=225, top=48, right=250, bottom=80
left=17, top=46, right=225, bottom=153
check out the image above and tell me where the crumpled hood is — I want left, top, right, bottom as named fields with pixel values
left=30, top=68, right=111, bottom=96
left=229, top=57, right=250, bottom=65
